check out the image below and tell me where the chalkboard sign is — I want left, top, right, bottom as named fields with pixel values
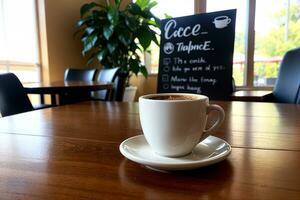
left=157, top=9, right=236, bottom=100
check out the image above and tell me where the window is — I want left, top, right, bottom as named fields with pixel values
left=0, top=0, right=40, bottom=82
left=148, top=0, right=300, bottom=89
left=254, top=0, right=300, bottom=86
left=149, top=0, right=194, bottom=73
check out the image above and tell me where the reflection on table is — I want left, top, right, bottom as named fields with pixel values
left=231, top=90, right=272, bottom=102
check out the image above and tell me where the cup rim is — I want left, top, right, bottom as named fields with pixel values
left=139, top=93, right=208, bottom=102
left=214, top=16, right=229, bottom=21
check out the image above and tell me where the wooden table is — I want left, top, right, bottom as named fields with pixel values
left=0, top=101, right=300, bottom=199
left=231, top=90, right=272, bottom=102
left=23, top=81, right=113, bottom=105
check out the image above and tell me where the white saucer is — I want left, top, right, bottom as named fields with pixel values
left=119, top=135, right=231, bottom=171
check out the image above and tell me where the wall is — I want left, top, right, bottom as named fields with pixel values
left=38, top=0, right=101, bottom=81
left=130, top=74, right=158, bottom=100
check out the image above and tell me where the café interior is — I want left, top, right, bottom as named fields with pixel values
left=0, top=0, right=299, bottom=199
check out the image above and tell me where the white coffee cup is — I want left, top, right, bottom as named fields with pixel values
left=139, top=93, right=225, bottom=157
left=213, top=16, right=231, bottom=29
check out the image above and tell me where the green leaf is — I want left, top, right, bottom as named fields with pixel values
left=164, top=13, right=173, bottom=19
left=103, top=24, right=114, bottom=40
left=136, top=0, right=150, bottom=10
left=154, top=16, right=161, bottom=28
left=142, top=10, right=160, bottom=26
left=80, top=2, right=98, bottom=17
left=144, top=19, right=157, bottom=26
left=151, top=31, right=159, bottom=46
left=137, top=26, right=153, bottom=50
left=125, top=16, right=138, bottom=31
left=97, top=50, right=107, bottom=62
left=92, top=10, right=106, bottom=19
left=129, top=42, right=142, bottom=53
left=146, top=1, right=158, bottom=10
left=118, top=31, right=132, bottom=46
left=85, top=27, right=95, bottom=34
left=107, top=40, right=118, bottom=53
left=87, top=58, right=94, bottom=66
left=127, top=3, right=144, bottom=16
left=82, top=34, right=98, bottom=54
left=81, top=36, right=87, bottom=42
left=76, top=16, right=92, bottom=27
left=129, top=58, right=140, bottom=75
left=140, top=65, right=148, bottom=78
left=86, top=52, right=97, bottom=65
left=107, top=6, right=119, bottom=25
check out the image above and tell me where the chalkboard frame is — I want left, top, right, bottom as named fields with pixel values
left=157, top=9, right=237, bottom=100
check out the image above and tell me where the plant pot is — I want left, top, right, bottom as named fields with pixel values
left=123, top=86, right=137, bottom=102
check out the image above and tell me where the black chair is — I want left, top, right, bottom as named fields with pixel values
left=64, top=68, right=97, bottom=81
left=231, top=77, right=236, bottom=93
left=63, top=68, right=97, bottom=104
left=0, top=73, right=34, bottom=117
left=263, top=47, right=300, bottom=104
left=92, top=67, right=127, bottom=101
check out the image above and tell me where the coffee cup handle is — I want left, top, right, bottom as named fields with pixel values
left=200, top=104, right=225, bottom=142
left=227, top=18, right=231, bottom=25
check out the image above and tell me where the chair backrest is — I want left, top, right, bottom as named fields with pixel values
left=92, top=67, right=126, bottom=101
left=272, top=47, right=300, bottom=104
left=296, top=87, right=300, bottom=104
left=0, top=73, right=34, bottom=117
left=64, top=68, right=97, bottom=81
left=231, top=77, right=236, bottom=93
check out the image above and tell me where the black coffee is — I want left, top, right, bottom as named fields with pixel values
left=149, top=95, right=196, bottom=100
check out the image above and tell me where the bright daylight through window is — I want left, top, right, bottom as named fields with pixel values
left=254, top=0, right=300, bottom=86
left=0, top=0, right=40, bottom=82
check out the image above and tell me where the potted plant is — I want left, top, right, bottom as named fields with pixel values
left=76, top=0, right=160, bottom=101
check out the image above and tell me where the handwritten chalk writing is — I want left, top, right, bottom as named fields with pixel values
left=172, top=66, right=182, bottom=72
left=177, top=41, right=211, bottom=54
left=184, top=67, right=191, bottom=73
left=205, top=65, right=211, bottom=71
left=171, top=76, right=187, bottom=82
left=187, top=85, right=201, bottom=93
left=189, top=57, right=206, bottom=64
left=164, top=19, right=201, bottom=40
left=213, top=65, right=226, bottom=71
left=200, top=77, right=217, bottom=85
left=192, top=66, right=203, bottom=71
left=189, top=77, right=198, bottom=83
left=171, top=84, right=185, bottom=91
left=190, top=65, right=225, bottom=72
left=173, top=57, right=183, bottom=64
